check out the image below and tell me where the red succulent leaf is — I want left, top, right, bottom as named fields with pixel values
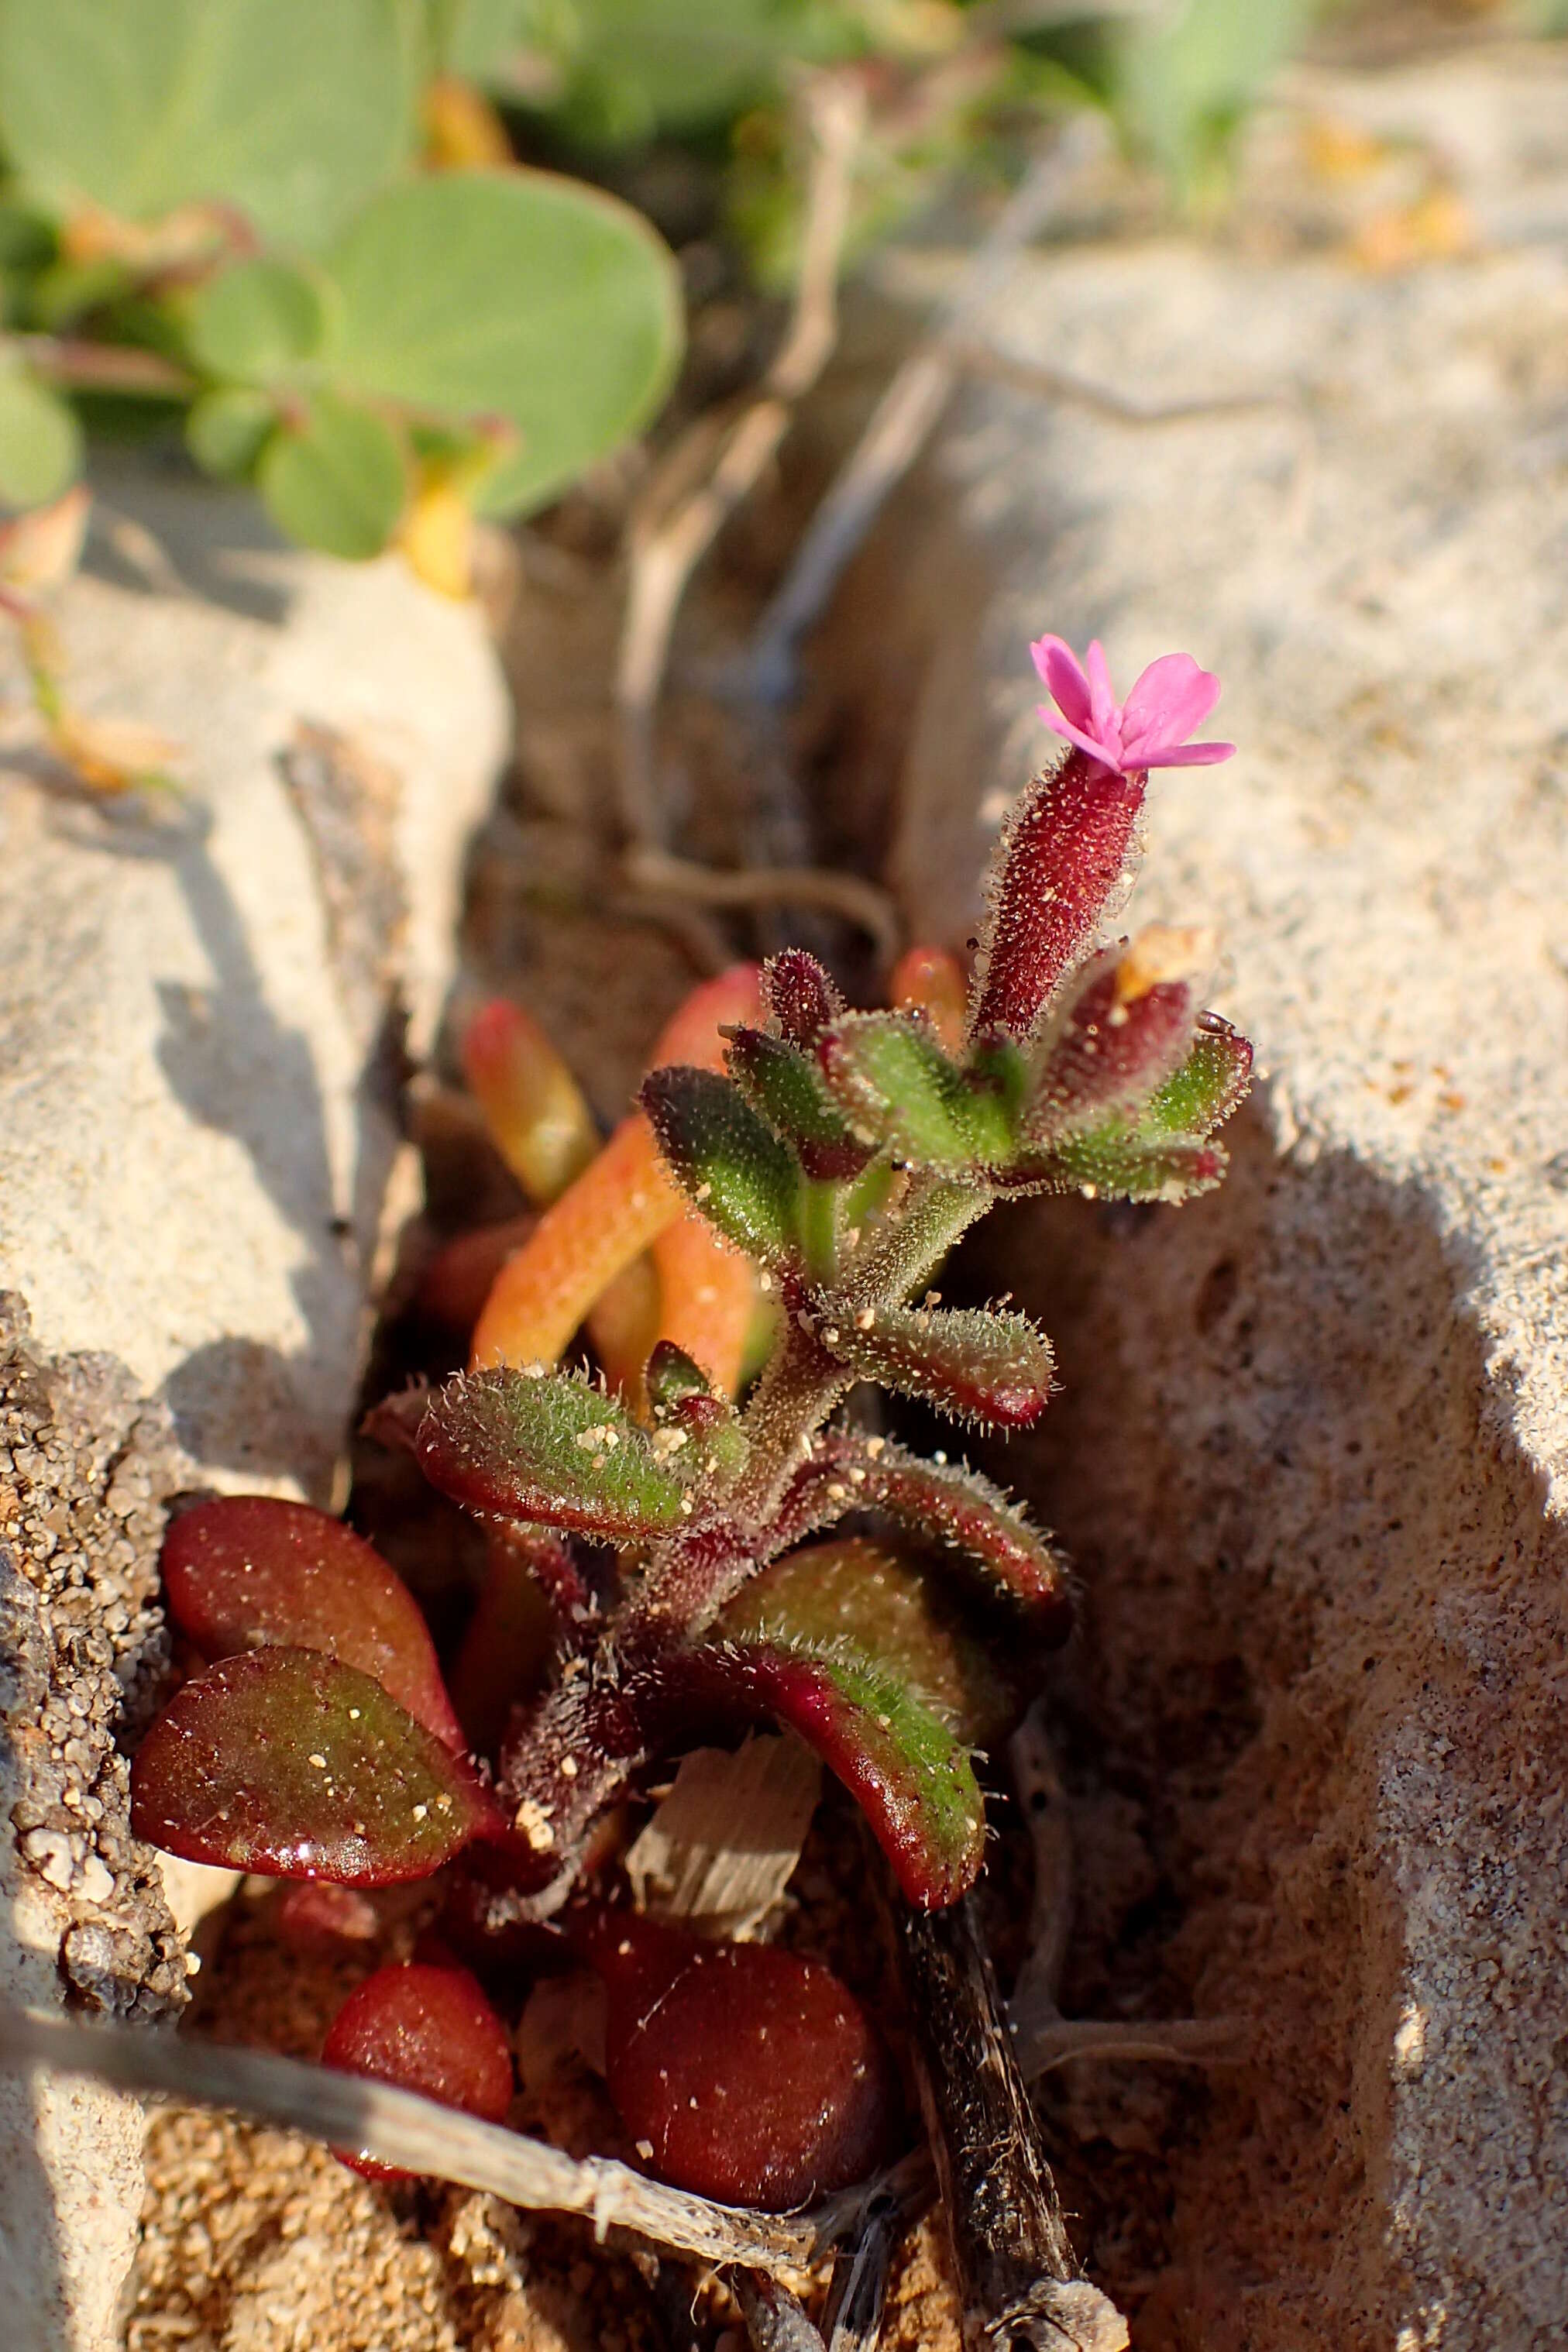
left=160, top=1495, right=466, bottom=1751
left=968, top=748, right=1146, bottom=1043
left=567, top=1907, right=899, bottom=2206
left=322, top=1961, right=515, bottom=2180
left=814, top=1300, right=1054, bottom=1429
left=669, top=1638, right=985, bottom=1909
left=779, top=1432, right=1072, bottom=1638
left=130, top=1648, right=508, bottom=1885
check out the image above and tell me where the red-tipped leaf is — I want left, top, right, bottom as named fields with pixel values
left=676, top=1638, right=985, bottom=1908
left=160, top=1495, right=466, bottom=1751
left=782, top=1432, right=1072, bottom=1638
left=1025, top=946, right=1201, bottom=1144
left=130, top=1648, right=507, bottom=1884
left=759, top=947, right=844, bottom=1048
left=815, top=1301, right=1054, bottom=1428
left=322, top=1961, right=515, bottom=2180
left=722, top=1537, right=1013, bottom=1745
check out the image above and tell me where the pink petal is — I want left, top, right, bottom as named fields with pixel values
left=1034, top=705, right=1125, bottom=772
left=1083, top=640, right=1121, bottom=747
left=1028, top=635, right=1094, bottom=732
left=1119, top=654, right=1220, bottom=759
left=1135, top=738, right=1236, bottom=769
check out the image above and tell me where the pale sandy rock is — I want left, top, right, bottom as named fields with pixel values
left=0, top=462, right=507, bottom=2350
left=832, top=45, right=1568, bottom=2351
left=0, top=454, right=508, bottom=1495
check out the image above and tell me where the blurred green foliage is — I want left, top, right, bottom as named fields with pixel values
left=2, top=1, right=1555, bottom=558
left=0, top=0, right=682, bottom=553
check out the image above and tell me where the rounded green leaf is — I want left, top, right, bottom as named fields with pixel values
left=185, top=257, right=326, bottom=383
left=0, top=0, right=418, bottom=249
left=319, top=170, right=683, bottom=518
left=185, top=386, right=275, bottom=480
left=256, top=392, right=405, bottom=561
left=0, top=366, right=84, bottom=507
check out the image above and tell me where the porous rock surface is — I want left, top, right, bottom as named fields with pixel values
left=1, top=1296, right=188, bottom=2352
left=0, top=455, right=508, bottom=1494
left=0, top=462, right=507, bottom=2347
left=838, top=44, right=1568, bottom=2351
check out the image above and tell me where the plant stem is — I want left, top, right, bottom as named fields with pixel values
left=14, top=332, right=196, bottom=399
left=891, top=1895, right=1130, bottom=2352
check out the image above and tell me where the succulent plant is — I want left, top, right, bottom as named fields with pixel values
left=129, top=641, right=1250, bottom=2206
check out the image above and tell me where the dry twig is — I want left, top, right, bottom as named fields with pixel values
left=892, top=1896, right=1130, bottom=2352
left=615, top=70, right=866, bottom=851
left=0, top=2005, right=848, bottom=2278
left=746, top=115, right=1106, bottom=714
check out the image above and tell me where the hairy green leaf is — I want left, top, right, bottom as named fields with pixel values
left=641, top=1065, right=800, bottom=1267
left=1140, top=1016, right=1253, bottom=1137
left=820, top=1013, right=1023, bottom=1173
left=418, top=1366, right=693, bottom=1539
left=782, top=1433, right=1071, bottom=1635
left=722, top=1538, right=1012, bottom=1745
left=815, top=1300, right=1054, bottom=1429
left=689, top=1636, right=985, bottom=1909
left=726, top=1024, right=869, bottom=1181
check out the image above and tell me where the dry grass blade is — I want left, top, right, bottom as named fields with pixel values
left=0, top=2005, right=830, bottom=2275
left=747, top=115, right=1105, bottom=711
left=616, top=70, right=867, bottom=848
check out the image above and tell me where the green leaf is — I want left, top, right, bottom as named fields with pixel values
left=1017, top=1125, right=1229, bottom=1207
left=319, top=170, right=682, bottom=518
left=726, top=1025, right=869, bottom=1182
left=641, top=1065, right=801, bottom=1268
left=817, top=1300, right=1054, bottom=1429
left=0, top=0, right=419, bottom=250
left=184, top=257, right=326, bottom=383
left=256, top=391, right=406, bottom=560
left=185, top=386, right=275, bottom=480
left=1140, top=1018, right=1253, bottom=1138
left=418, top=1365, right=694, bottom=1539
left=820, top=1013, right=1023, bottom=1174
left=0, top=364, right=83, bottom=506
left=785, top=1433, right=1071, bottom=1637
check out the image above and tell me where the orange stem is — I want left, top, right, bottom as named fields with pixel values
left=890, top=942, right=969, bottom=1053
left=650, top=1216, right=756, bottom=1401
left=469, top=965, right=762, bottom=1374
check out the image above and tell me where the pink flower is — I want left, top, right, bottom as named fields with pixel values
left=1030, top=635, right=1235, bottom=776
